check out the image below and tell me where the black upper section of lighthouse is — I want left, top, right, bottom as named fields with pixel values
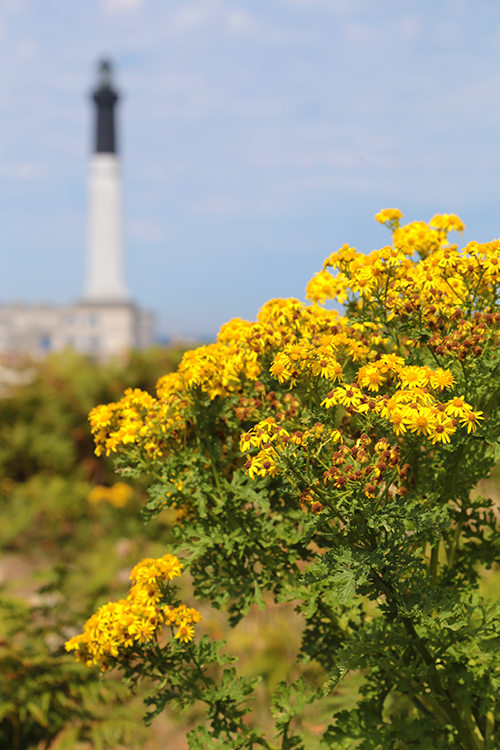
left=92, top=60, right=119, bottom=154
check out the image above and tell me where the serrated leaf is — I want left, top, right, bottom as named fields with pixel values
left=323, top=664, right=349, bottom=695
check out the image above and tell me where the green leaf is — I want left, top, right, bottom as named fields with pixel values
left=323, top=664, right=349, bottom=696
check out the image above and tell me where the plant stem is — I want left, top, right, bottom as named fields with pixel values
left=430, top=544, right=439, bottom=584
left=447, top=511, right=465, bottom=570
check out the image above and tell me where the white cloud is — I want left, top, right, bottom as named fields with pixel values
left=193, top=193, right=243, bottom=215
left=103, top=0, right=144, bottom=11
left=399, top=16, right=420, bottom=36
left=1, top=0, right=28, bottom=15
left=344, top=22, right=376, bottom=43
left=16, top=38, right=38, bottom=58
left=0, top=162, right=45, bottom=179
left=249, top=149, right=401, bottom=171
left=278, top=0, right=356, bottom=9
left=169, top=1, right=221, bottom=32
left=225, top=9, right=258, bottom=35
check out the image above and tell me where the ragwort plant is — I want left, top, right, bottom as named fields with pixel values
left=68, top=210, right=500, bottom=749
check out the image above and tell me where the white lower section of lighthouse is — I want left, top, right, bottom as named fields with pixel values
left=84, top=153, right=130, bottom=302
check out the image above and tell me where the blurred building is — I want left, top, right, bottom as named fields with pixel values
left=0, top=60, right=155, bottom=359
left=0, top=302, right=153, bottom=358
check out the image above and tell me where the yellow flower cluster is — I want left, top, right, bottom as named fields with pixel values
left=305, top=269, right=349, bottom=305
left=305, top=211, right=499, bottom=330
left=375, top=210, right=464, bottom=259
left=322, top=375, right=483, bottom=444
left=176, top=338, right=261, bottom=399
left=270, top=339, right=342, bottom=385
left=375, top=208, right=403, bottom=226
left=87, top=481, right=133, bottom=508
left=88, top=209, right=493, bottom=499
left=240, top=417, right=342, bottom=479
left=240, top=417, right=289, bottom=479
left=88, top=299, right=353, bottom=459
left=355, top=359, right=454, bottom=394
left=65, top=554, right=201, bottom=670
left=269, top=326, right=381, bottom=386
left=89, top=388, right=160, bottom=457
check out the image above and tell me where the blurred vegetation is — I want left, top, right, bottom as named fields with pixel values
left=0, top=347, right=186, bottom=749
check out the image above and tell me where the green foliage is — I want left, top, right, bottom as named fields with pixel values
left=271, top=678, right=318, bottom=750
left=0, top=347, right=185, bottom=749
left=0, top=594, right=148, bottom=750
left=0, top=347, right=184, bottom=483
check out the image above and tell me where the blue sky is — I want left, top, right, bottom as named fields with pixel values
left=1, top=0, right=500, bottom=339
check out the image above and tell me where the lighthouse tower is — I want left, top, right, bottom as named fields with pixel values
left=83, top=60, right=130, bottom=302
left=0, top=58, right=155, bottom=359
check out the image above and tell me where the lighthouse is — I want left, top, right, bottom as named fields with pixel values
left=0, top=58, right=155, bottom=359
left=83, top=59, right=130, bottom=302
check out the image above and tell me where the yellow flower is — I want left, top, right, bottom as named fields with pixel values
left=129, top=583, right=162, bottom=606
left=389, top=408, right=408, bottom=436
left=175, top=620, right=195, bottom=643
left=269, top=353, right=293, bottom=383
left=305, top=269, right=349, bottom=304
left=399, top=366, right=431, bottom=389
left=130, top=554, right=183, bottom=584
left=429, top=413, right=456, bottom=444
left=445, top=397, right=472, bottom=419
left=393, top=220, right=443, bottom=258
left=379, top=353, right=405, bottom=373
left=374, top=208, right=403, bottom=226
left=405, top=406, right=435, bottom=437
left=244, top=454, right=263, bottom=480
left=357, top=364, right=386, bottom=392
left=459, top=410, right=484, bottom=434
left=313, top=354, right=343, bottom=382
left=332, top=385, right=364, bottom=409
left=429, top=213, right=465, bottom=233
left=429, top=368, right=455, bottom=391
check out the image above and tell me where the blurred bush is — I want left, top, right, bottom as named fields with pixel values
left=0, top=347, right=185, bottom=749
left=0, top=347, right=185, bottom=484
